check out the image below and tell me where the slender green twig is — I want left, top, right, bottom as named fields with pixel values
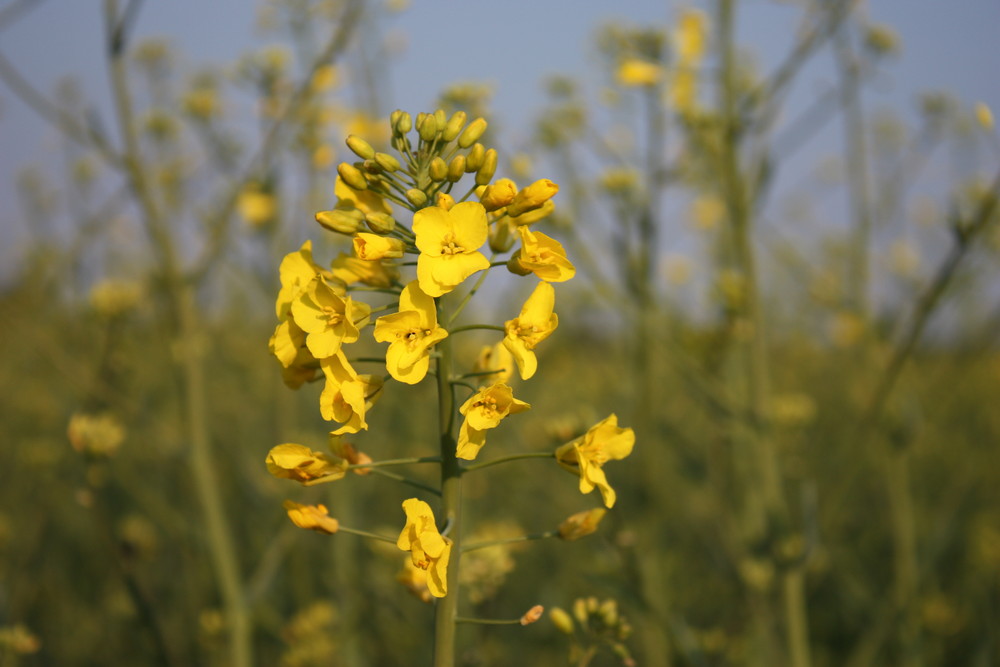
left=336, top=525, right=398, bottom=544
left=462, top=531, right=557, bottom=553
left=463, top=451, right=555, bottom=474
left=448, top=324, right=505, bottom=335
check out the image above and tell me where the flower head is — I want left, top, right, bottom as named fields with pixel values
left=413, top=201, right=490, bottom=296
left=353, top=233, right=405, bottom=260
left=276, top=241, right=325, bottom=320
left=319, top=351, right=383, bottom=433
left=283, top=500, right=340, bottom=535
left=507, top=226, right=576, bottom=282
left=397, top=498, right=452, bottom=598
left=555, top=414, right=635, bottom=508
left=457, top=383, right=531, bottom=460
left=373, top=281, right=449, bottom=384
left=503, top=281, right=558, bottom=380
left=290, top=278, right=371, bottom=359
left=266, top=443, right=347, bottom=483
left=616, top=59, right=663, bottom=87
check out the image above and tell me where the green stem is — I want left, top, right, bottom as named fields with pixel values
left=448, top=324, right=505, bottom=335
left=336, top=525, right=399, bottom=544
left=434, top=301, right=462, bottom=667
left=348, top=456, right=441, bottom=470
left=462, top=531, right=556, bottom=553
left=368, top=468, right=442, bottom=496
left=462, top=451, right=555, bottom=474
left=455, top=617, right=527, bottom=626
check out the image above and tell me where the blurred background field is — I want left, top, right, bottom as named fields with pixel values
left=1, top=0, right=999, bottom=665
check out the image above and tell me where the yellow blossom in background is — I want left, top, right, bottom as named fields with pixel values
left=310, top=64, right=339, bottom=93
left=829, top=311, right=864, bottom=348
left=290, top=278, right=370, bottom=359
left=373, top=281, right=449, bottom=384
left=507, top=225, right=576, bottom=282
left=769, top=393, right=817, bottom=428
left=330, top=252, right=399, bottom=288
left=353, top=233, right=405, bottom=260
left=266, top=443, right=346, bottom=483
left=510, top=153, right=533, bottom=181
left=669, top=68, right=698, bottom=114
left=550, top=607, right=575, bottom=634
left=283, top=500, right=340, bottom=535
left=663, top=254, right=693, bottom=285
left=319, top=351, right=383, bottom=434
left=975, top=102, right=994, bottom=131
left=888, top=239, right=920, bottom=278
left=508, top=179, right=559, bottom=218
left=312, top=143, right=335, bottom=170
left=461, top=521, right=522, bottom=604
left=397, top=556, right=433, bottom=603
left=456, top=383, right=531, bottom=460
left=413, top=201, right=490, bottom=297
left=67, top=412, right=125, bottom=457
left=182, top=87, right=220, bottom=120
left=334, top=176, right=391, bottom=217
left=0, top=624, right=40, bottom=655
left=557, top=508, right=608, bottom=541
left=503, top=281, right=559, bottom=380
left=674, top=8, right=708, bottom=63
left=556, top=414, right=635, bottom=508
left=237, top=183, right=276, bottom=228
left=690, top=195, right=726, bottom=231
left=471, top=341, right=514, bottom=386
left=89, top=279, right=142, bottom=317
left=397, top=498, right=452, bottom=598
left=616, top=58, right=663, bottom=87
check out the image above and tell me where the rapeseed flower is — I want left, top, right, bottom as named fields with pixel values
left=290, top=278, right=371, bottom=359
left=352, top=233, right=405, bottom=260
left=319, top=351, right=383, bottom=433
left=616, top=59, right=663, bottom=87
left=397, top=498, right=452, bottom=598
left=456, top=383, right=530, bottom=460
left=555, top=414, right=635, bottom=508
left=330, top=252, right=399, bottom=288
left=507, top=226, right=576, bottom=282
left=373, top=281, right=449, bottom=384
left=413, top=201, right=490, bottom=297
left=283, top=500, right=340, bottom=534
left=275, top=241, right=325, bottom=320
left=557, top=508, right=608, bottom=541
left=471, top=341, right=514, bottom=386
left=334, top=176, right=391, bottom=217
left=507, top=179, right=559, bottom=218
left=266, top=443, right=347, bottom=483
left=503, top=282, right=558, bottom=380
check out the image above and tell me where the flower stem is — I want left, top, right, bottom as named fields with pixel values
left=447, top=324, right=505, bottom=335
left=462, top=531, right=557, bottom=553
left=336, top=525, right=398, bottom=544
left=455, top=617, right=525, bottom=625
left=462, top=451, right=555, bottom=474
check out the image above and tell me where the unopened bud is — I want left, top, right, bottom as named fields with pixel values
left=429, top=157, right=448, bottom=181
left=465, top=143, right=485, bottom=172
left=599, top=599, right=619, bottom=626
left=475, top=148, right=498, bottom=185
left=480, top=178, right=518, bottom=211
left=405, top=188, right=428, bottom=207
left=433, top=109, right=447, bottom=131
left=557, top=508, right=607, bottom=541
left=442, top=110, right=467, bottom=141
left=520, top=605, right=544, bottom=626
left=510, top=199, right=555, bottom=225
left=491, top=219, right=516, bottom=253
left=549, top=607, right=575, bottom=635
left=508, top=179, right=559, bottom=217
left=435, top=192, right=455, bottom=210
left=353, top=233, right=405, bottom=260
left=374, top=152, right=401, bottom=172
left=337, top=163, right=368, bottom=191
left=458, top=117, right=488, bottom=148
left=365, top=211, right=396, bottom=234
left=394, top=111, right=412, bottom=134
left=316, top=208, right=364, bottom=234
left=362, top=159, right=382, bottom=174
left=447, top=155, right=466, bottom=182
left=346, top=135, right=375, bottom=160
left=418, top=113, right=438, bottom=142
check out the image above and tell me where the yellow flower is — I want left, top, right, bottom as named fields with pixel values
left=238, top=185, right=276, bottom=228
left=670, top=68, right=698, bottom=114
left=507, top=179, right=559, bottom=217
left=616, top=58, right=663, bottom=87
left=479, top=178, right=518, bottom=212
left=373, top=281, right=449, bottom=384
left=555, top=414, right=635, bottom=508
left=975, top=102, right=994, bottom=131
left=329, top=436, right=374, bottom=475
left=397, top=557, right=433, bottom=603
left=397, top=498, right=452, bottom=598
left=67, top=412, right=126, bottom=457
left=275, top=241, right=326, bottom=320
left=413, top=201, right=490, bottom=297
left=675, top=8, right=708, bottom=63
left=507, top=226, right=576, bottom=282
left=283, top=500, right=340, bottom=535
left=557, top=508, right=608, bottom=541
left=266, top=443, right=347, bottom=483
left=290, top=278, right=371, bottom=359
left=319, top=351, right=383, bottom=434
left=503, top=282, right=559, bottom=380
left=334, top=176, right=391, bottom=216
left=471, top=341, right=514, bottom=386
left=331, top=252, right=400, bottom=288
left=353, top=232, right=405, bottom=260
left=456, top=383, right=531, bottom=460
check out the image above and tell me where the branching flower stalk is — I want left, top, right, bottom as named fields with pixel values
left=266, top=109, right=635, bottom=665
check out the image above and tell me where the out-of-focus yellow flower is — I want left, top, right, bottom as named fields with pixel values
left=616, top=58, right=663, bottom=87
left=290, top=278, right=370, bottom=359
left=89, top=279, right=142, bottom=317
left=266, top=443, right=347, bottom=483
left=471, top=341, right=514, bottom=386
left=0, top=624, right=40, bottom=655
left=690, top=195, right=725, bottom=231
left=507, top=226, right=576, bottom=282
left=373, top=281, right=449, bottom=384
left=557, top=508, right=608, bottom=541
left=555, top=414, right=635, bottom=508
left=675, top=8, right=708, bottom=63
left=68, top=412, right=125, bottom=457
left=975, top=103, right=995, bottom=131
left=549, top=607, right=575, bottom=634
left=829, top=311, right=864, bottom=348
left=238, top=184, right=276, bottom=228
left=456, top=383, right=530, bottom=460
left=183, top=87, right=220, bottom=120
left=663, top=254, right=693, bottom=285
left=329, top=437, right=373, bottom=475
left=352, top=233, right=405, bottom=260
left=864, top=23, right=899, bottom=56
left=413, top=202, right=490, bottom=297
left=503, top=281, right=559, bottom=380
left=330, top=252, right=399, bottom=288
left=397, top=498, right=452, bottom=598
left=310, top=64, right=339, bottom=93
left=283, top=500, right=340, bottom=535
left=508, top=179, right=559, bottom=218
left=397, top=556, right=433, bottom=603
left=888, top=239, right=920, bottom=278
left=510, top=153, right=533, bottom=181
left=334, top=176, right=391, bottom=217
left=319, top=351, right=383, bottom=434
left=312, top=143, right=335, bottom=170
left=520, top=605, right=544, bottom=626
left=460, top=521, right=522, bottom=604
left=509, top=199, right=556, bottom=226
left=669, top=68, right=698, bottom=114
left=769, top=393, right=816, bottom=428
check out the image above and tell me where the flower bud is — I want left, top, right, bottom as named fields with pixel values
left=405, top=188, right=428, bottom=207
left=429, top=157, right=448, bottom=181
left=365, top=211, right=396, bottom=234
left=435, top=192, right=455, bottom=210
left=490, top=219, right=516, bottom=254
left=418, top=113, right=438, bottom=142
left=433, top=109, right=447, bottom=131
left=475, top=148, right=498, bottom=185
left=345, top=135, right=375, bottom=160
left=510, top=199, right=555, bottom=225
left=520, top=605, right=544, bottom=626
left=465, top=143, right=485, bottom=172
left=550, top=607, right=575, bottom=635
left=390, top=109, right=402, bottom=127
left=508, top=179, right=559, bottom=217
left=394, top=110, right=412, bottom=134
left=353, top=233, right=405, bottom=260
left=599, top=599, right=619, bottom=626
left=557, top=508, right=607, bottom=541
left=447, top=155, right=466, bottom=182
left=374, top=152, right=401, bottom=172
left=572, top=598, right=588, bottom=624
left=442, top=110, right=467, bottom=141
left=337, top=162, right=368, bottom=191
left=362, top=159, right=382, bottom=174
left=480, top=178, right=518, bottom=211
left=316, top=208, right=364, bottom=234
left=458, top=117, right=488, bottom=147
